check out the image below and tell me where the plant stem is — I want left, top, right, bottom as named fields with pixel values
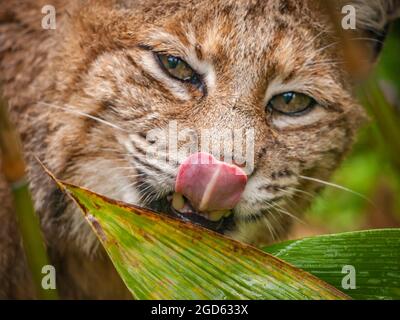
left=0, top=96, right=58, bottom=300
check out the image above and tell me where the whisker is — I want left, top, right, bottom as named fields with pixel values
left=265, top=208, right=286, bottom=237
left=142, top=188, right=158, bottom=205
left=275, top=188, right=302, bottom=209
left=308, top=30, right=326, bottom=45
left=267, top=201, right=306, bottom=226
left=286, top=186, right=316, bottom=200
left=299, top=175, right=375, bottom=206
left=136, top=183, right=157, bottom=204
left=308, top=61, right=345, bottom=68
left=38, top=101, right=128, bottom=132
left=350, top=37, right=385, bottom=44
left=313, top=41, right=339, bottom=55
left=261, top=214, right=278, bottom=241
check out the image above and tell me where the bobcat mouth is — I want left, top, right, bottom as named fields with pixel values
left=147, top=193, right=236, bottom=233
left=146, top=152, right=248, bottom=233
left=170, top=192, right=233, bottom=222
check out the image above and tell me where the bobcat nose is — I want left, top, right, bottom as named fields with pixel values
left=175, top=152, right=248, bottom=212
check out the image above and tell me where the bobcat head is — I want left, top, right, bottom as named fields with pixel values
left=1, top=0, right=399, bottom=253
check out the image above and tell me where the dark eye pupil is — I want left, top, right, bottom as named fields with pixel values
left=282, top=92, right=295, bottom=104
left=167, top=56, right=179, bottom=69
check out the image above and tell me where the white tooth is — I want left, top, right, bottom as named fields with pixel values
left=207, top=211, right=227, bottom=222
left=224, top=210, right=233, bottom=218
left=172, top=193, right=185, bottom=211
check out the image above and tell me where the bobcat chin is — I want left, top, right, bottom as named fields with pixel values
left=0, top=0, right=399, bottom=299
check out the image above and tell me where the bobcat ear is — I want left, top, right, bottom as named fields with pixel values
left=350, top=0, right=400, bottom=57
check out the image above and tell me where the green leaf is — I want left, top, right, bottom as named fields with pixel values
left=53, top=178, right=348, bottom=300
left=263, top=229, right=400, bottom=300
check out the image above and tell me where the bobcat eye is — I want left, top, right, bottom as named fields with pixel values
left=267, top=92, right=316, bottom=116
left=157, top=54, right=201, bottom=86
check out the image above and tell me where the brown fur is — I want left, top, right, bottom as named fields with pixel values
left=0, top=0, right=398, bottom=299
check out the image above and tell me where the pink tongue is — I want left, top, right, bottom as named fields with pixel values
left=175, top=152, right=248, bottom=212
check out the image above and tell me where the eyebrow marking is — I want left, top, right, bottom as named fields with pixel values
left=195, top=44, right=203, bottom=60
left=145, top=30, right=192, bottom=58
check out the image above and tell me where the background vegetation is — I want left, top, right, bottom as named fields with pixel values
left=291, top=21, right=400, bottom=239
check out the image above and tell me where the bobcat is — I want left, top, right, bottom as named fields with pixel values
left=0, top=0, right=399, bottom=299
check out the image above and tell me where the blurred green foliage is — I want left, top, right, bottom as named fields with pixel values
left=306, top=21, right=400, bottom=232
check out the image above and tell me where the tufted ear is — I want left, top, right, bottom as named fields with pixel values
left=349, top=0, right=400, bottom=56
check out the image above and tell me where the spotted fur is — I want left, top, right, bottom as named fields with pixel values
left=0, top=0, right=398, bottom=299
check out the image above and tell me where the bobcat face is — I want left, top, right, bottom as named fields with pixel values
left=42, top=0, right=371, bottom=249
left=8, top=0, right=398, bottom=252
